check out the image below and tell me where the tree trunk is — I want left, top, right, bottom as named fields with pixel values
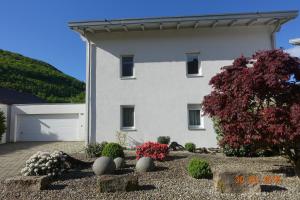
left=294, top=160, right=300, bottom=178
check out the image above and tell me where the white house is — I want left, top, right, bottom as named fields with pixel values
left=69, top=11, right=297, bottom=147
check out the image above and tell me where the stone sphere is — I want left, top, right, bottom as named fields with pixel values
left=92, top=156, right=116, bottom=175
left=136, top=157, right=155, bottom=172
left=114, top=157, right=125, bottom=169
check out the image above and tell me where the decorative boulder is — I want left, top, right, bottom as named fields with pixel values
left=4, top=176, right=50, bottom=191
left=92, top=157, right=116, bottom=175
left=136, top=157, right=155, bottom=172
left=214, top=170, right=261, bottom=193
left=97, top=174, right=139, bottom=193
left=114, top=157, right=124, bottom=169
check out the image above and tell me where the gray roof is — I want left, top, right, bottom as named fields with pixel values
left=69, top=10, right=298, bottom=34
left=0, top=88, right=46, bottom=105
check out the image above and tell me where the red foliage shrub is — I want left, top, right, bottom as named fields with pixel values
left=202, top=50, right=300, bottom=165
left=136, top=142, right=169, bottom=161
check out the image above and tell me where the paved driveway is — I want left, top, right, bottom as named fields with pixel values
left=0, top=142, right=85, bottom=179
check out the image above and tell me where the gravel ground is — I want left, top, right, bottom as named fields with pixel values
left=1, top=151, right=300, bottom=200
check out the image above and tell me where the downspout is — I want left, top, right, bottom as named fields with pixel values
left=84, top=32, right=91, bottom=145
left=271, top=20, right=282, bottom=49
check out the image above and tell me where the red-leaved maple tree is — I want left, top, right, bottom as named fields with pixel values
left=202, top=50, right=300, bottom=174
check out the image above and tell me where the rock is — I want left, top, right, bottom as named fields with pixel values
left=208, top=147, right=221, bottom=153
left=97, top=174, right=139, bottom=192
left=214, top=171, right=261, bottom=193
left=136, top=157, right=155, bottom=172
left=4, top=176, right=50, bottom=191
left=92, top=157, right=116, bottom=175
left=169, top=142, right=184, bottom=151
left=114, top=157, right=125, bottom=169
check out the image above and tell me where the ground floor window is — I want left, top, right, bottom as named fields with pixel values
left=121, top=105, right=135, bottom=130
left=187, top=104, right=204, bottom=129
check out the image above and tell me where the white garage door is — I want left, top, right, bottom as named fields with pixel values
left=17, top=114, right=82, bottom=141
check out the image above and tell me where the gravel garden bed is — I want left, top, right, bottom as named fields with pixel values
left=1, top=151, right=300, bottom=200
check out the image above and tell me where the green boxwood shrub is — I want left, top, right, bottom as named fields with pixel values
left=85, top=142, right=108, bottom=158
left=102, top=142, right=124, bottom=159
left=185, top=143, right=196, bottom=152
left=0, top=111, right=6, bottom=141
left=187, top=158, right=212, bottom=179
left=157, top=136, right=171, bottom=144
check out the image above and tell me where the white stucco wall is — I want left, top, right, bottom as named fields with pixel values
left=88, top=26, right=273, bottom=147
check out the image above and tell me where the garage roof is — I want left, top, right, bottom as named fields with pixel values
left=0, top=88, right=46, bottom=105
left=69, top=10, right=298, bottom=34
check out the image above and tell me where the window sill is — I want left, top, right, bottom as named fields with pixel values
left=121, top=127, right=137, bottom=131
left=188, top=126, right=205, bottom=130
left=186, top=74, right=203, bottom=78
left=120, top=76, right=136, bottom=80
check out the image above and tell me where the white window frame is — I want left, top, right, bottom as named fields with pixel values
left=120, top=55, right=135, bottom=79
left=186, top=53, right=202, bottom=77
left=120, top=105, right=136, bottom=131
left=187, top=104, right=204, bottom=130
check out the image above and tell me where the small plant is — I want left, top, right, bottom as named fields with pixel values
left=21, top=151, right=68, bottom=176
left=157, top=136, right=171, bottom=144
left=116, top=131, right=128, bottom=146
left=85, top=142, right=107, bottom=158
left=185, top=143, right=196, bottom=152
left=102, top=143, right=124, bottom=159
left=136, top=142, right=169, bottom=161
left=187, top=158, right=212, bottom=179
left=0, top=111, right=6, bottom=141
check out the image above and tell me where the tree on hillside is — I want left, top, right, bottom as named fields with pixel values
left=202, top=50, right=300, bottom=175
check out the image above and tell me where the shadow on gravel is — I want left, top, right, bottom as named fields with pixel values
left=261, top=185, right=287, bottom=192
left=115, top=168, right=134, bottom=175
left=265, top=165, right=295, bottom=177
left=47, top=184, right=67, bottom=190
left=138, top=184, right=156, bottom=191
left=153, top=166, right=169, bottom=172
left=57, top=170, right=94, bottom=181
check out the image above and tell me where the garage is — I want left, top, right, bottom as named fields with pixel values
left=17, top=114, right=82, bottom=141
left=10, top=104, right=85, bottom=142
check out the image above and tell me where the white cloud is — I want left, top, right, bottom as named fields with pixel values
left=285, top=46, right=300, bottom=58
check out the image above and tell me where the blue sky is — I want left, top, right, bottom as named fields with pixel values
left=1, top=0, right=299, bottom=81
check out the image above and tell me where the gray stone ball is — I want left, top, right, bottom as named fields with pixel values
left=114, top=157, right=125, bottom=169
left=92, top=156, right=116, bottom=175
left=136, top=157, right=155, bottom=172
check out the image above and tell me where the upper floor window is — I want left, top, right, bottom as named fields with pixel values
left=121, top=56, right=134, bottom=78
left=186, top=53, right=201, bottom=76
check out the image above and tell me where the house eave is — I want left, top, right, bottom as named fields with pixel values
left=68, top=10, right=298, bottom=34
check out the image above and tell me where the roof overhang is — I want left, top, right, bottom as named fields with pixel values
left=69, top=10, right=298, bottom=35
left=289, top=38, right=300, bottom=45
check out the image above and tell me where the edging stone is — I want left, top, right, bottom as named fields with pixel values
left=97, top=174, right=139, bottom=193
left=4, top=176, right=51, bottom=191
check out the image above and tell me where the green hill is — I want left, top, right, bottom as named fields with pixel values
left=0, top=49, right=85, bottom=103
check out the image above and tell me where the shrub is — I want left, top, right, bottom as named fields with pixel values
left=85, top=142, right=107, bottom=158
left=102, top=143, right=124, bottom=159
left=136, top=142, right=169, bottom=161
left=202, top=50, right=300, bottom=173
left=21, top=151, right=68, bottom=176
left=157, top=136, right=170, bottom=144
left=0, top=111, right=6, bottom=141
left=185, top=143, right=196, bottom=152
left=187, top=158, right=212, bottom=179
